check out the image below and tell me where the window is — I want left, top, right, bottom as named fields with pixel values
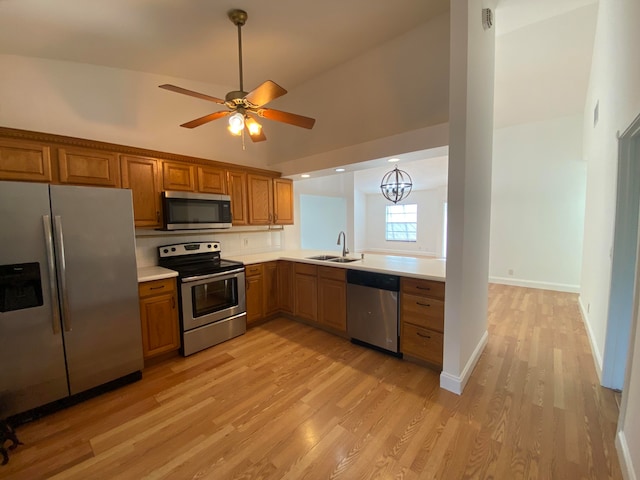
left=385, top=204, right=417, bottom=242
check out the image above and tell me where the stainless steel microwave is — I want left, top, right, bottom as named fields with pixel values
left=162, top=191, right=232, bottom=230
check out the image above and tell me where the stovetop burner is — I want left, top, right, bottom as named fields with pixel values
left=157, top=241, right=243, bottom=278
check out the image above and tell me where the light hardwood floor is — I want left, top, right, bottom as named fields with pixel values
left=0, top=284, right=622, bottom=479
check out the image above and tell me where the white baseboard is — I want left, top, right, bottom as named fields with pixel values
left=440, top=330, right=488, bottom=394
left=578, top=296, right=603, bottom=382
left=616, top=430, right=637, bottom=480
left=489, top=276, right=580, bottom=293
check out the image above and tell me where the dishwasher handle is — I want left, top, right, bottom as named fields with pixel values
left=346, top=269, right=399, bottom=292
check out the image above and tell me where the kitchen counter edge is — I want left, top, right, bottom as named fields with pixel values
left=137, top=266, right=179, bottom=283
left=224, top=251, right=446, bottom=282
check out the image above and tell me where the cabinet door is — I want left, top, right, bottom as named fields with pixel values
left=273, top=178, right=294, bottom=225
left=163, top=161, right=196, bottom=191
left=318, top=267, right=346, bottom=332
left=246, top=273, right=264, bottom=325
left=247, top=174, right=273, bottom=225
left=294, top=272, right=317, bottom=322
left=0, top=139, right=52, bottom=182
left=277, top=261, right=294, bottom=314
left=139, top=278, right=180, bottom=359
left=197, top=165, right=227, bottom=194
left=263, top=262, right=279, bottom=316
left=120, top=155, right=162, bottom=228
left=58, top=147, right=120, bottom=187
left=227, top=170, right=248, bottom=225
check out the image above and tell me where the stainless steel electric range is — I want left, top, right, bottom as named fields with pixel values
left=158, top=242, right=246, bottom=356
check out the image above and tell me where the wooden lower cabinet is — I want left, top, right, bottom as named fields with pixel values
left=400, top=277, right=445, bottom=368
left=277, top=261, right=294, bottom=314
left=294, top=263, right=318, bottom=322
left=245, top=264, right=264, bottom=325
left=138, top=278, right=180, bottom=359
left=263, top=261, right=279, bottom=316
left=317, top=266, right=347, bottom=332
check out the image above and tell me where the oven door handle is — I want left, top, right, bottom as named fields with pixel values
left=181, top=267, right=245, bottom=284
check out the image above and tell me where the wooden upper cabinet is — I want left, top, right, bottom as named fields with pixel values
left=227, top=170, right=248, bottom=225
left=273, top=178, right=294, bottom=225
left=0, top=139, right=52, bottom=183
left=120, top=155, right=162, bottom=228
left=247, top=174, right=274, bottom=225
left=197, top=165, right=227, bottom=194
left=163, top=161, right=196, bottom=192
left=58, top=147, right=120, bottom=187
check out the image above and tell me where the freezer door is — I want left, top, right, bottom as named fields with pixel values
left=50, top=185, right=143, bottom=395
left=0, top=181, right=68, bottom=418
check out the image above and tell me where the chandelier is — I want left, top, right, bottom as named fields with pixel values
left=380, top=166, right=413, bottom=204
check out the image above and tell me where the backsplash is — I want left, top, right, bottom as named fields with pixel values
left=135, top=229, right=285, bottom=267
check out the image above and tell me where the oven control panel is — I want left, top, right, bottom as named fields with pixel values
left=158, top=242, right=221, bottom=258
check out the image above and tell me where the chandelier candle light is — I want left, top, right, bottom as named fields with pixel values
left=380, top=166, right=413, bottom=204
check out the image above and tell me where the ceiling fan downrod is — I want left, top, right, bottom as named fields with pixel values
left=228, top=9, right=247, bottom=93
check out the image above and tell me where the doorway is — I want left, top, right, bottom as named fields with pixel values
left=602, top=113, right=640, bottom=390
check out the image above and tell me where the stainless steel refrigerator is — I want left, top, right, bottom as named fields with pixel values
left=0, top=181, right=143, bottom=419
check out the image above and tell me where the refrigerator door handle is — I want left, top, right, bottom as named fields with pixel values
left=53, top=215, right=72, bottom=332
left=43, top=215, right=62, bottom=334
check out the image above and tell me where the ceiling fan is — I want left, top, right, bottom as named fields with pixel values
left=159, top=9, right=316, bottom=143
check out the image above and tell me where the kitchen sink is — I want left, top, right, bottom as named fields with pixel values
left=306, top=255, right=339, bottom=261
left=328, top=257, right=360, bottom=263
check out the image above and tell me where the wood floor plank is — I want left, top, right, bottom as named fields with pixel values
left=0, top=284, right=623, bottom=479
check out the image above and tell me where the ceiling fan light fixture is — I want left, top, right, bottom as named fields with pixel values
left=245, top=116, right=262, bottom=135
left=228, top=111, right=245, bottom=135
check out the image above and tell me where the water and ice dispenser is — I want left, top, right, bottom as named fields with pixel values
left=0, top=263, right=43, bottom=313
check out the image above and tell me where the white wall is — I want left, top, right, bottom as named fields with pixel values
left=299, top=195, right=347, bottom=251
left=579, top=0, right=640, bottom=478
left=0, top=55, right=270, bottom=169
left=490, top=115, right=587, bottom=292
left=442, top=0, right=496, bottom=394
left=134, top=229, right=284, bottom=268
left=364, top=187, right=447, bottom=257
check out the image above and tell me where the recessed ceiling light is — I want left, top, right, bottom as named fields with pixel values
left=335, top=168, right=345, bottom=172
left=301, top=174, right=310, bottom=178
left=388, top=158, right=400, bottom=163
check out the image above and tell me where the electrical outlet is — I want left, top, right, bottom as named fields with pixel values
left=243, top=238, right=249, bottom=247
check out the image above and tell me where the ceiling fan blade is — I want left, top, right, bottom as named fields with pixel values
left=257, top=108, right=316, bottom=129
left=245, top=124, right=267, bottom=142
left=159, top=84, right=225, bottom=104
left=244, top=80, right=287, bottom=107
left=180, top=111, right=230, bottom=129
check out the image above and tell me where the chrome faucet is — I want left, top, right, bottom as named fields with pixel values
left=337, top=231, right=349, bottom=257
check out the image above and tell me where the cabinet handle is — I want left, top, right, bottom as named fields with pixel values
left=171, top=296, right=176, bottom=309
left=274, top=213, right=278, bottom=223
left=269, top=213, right=273, bottom=222
left=417, top=302, right=431, bottom=307
left=416, top=332, right=432, bottom=339
left=416, top=286, right=431, bottom=291
left=150, top=285, right=165, bottom=290
left=156, top=211, right=160, bottom=222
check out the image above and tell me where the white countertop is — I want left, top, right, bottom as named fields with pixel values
left=137, top=266, right=179, bottom=283
left=224, top=250, right=446, bottom=282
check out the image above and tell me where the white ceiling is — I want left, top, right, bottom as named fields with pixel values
left=0, top=0, right=449, bottom=90
left=0, top=0, right=598, bottom=191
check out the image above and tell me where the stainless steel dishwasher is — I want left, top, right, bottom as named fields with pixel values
left=346, top=269, right=400, bottom=355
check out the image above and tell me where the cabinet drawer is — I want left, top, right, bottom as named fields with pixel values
left=318, top=266, right=345, bottom=281
left=139, top=278, right=175, bottom=298
left=295, top=262, right=317, bottom=276
left=401, top=323, right=443, bottom=367
left=245, top=264, right=263, bottom=277
left=402, top=277, right=445, bottom=300
left=402, top=293, right=444, bottom=332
